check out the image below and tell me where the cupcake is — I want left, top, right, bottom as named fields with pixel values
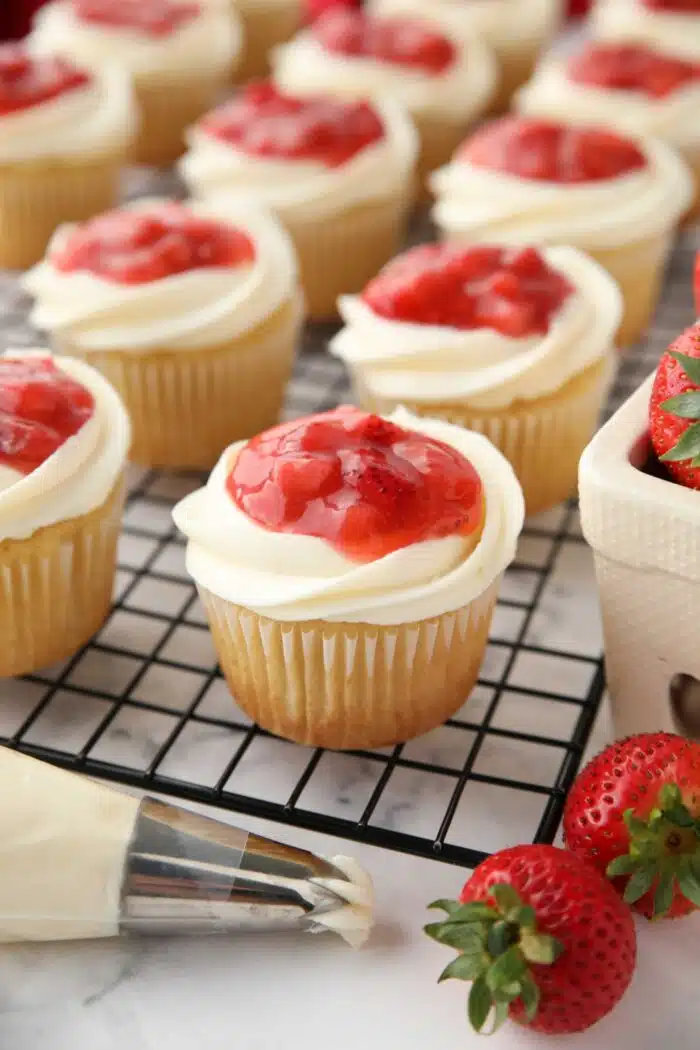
left=431, top=116, right=694, bottom=347
left=23, top=198, right=304, bottom=470
left=271, top=7, right=498, bottom=191
left=331, top=244, right=622, bottom=516
left=179, top=83, right=417, bottom=320
left=592, top=0, right=700, bottom=64
left=234, top=0, right=302, bottom=81
left=0, top=349, right=130, bottom=678
left=29, top=0, right=242, bottom=167
left=0, top=44, right=136, bottom=270
left=517, top=42, right=700, bottom=222
left=367, top=0, right=564, bottom=111
left=172, top=405, right=524, bottom=749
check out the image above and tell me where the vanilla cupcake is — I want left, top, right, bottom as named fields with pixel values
left=431, top=117, right=694, bottom=346
left=332, top=244, right=622, bottom=516
left=592, top=0, right=700, bottom=63
left=271, top=8, right=498, bottom=191
left=368, top=0, right=564, bottom=111
left=234, top=0, right=302, bottom=81
left=179, top=83, right=417, bottom=320
left=0, top=349, right=130, bottom=678
left=29, top=0, right=242, bottom=167
left=0, top=44, right=136, bottom=270
left=173, top=405, right=524, bottom=749
left=517, top=42, right=700, bottom=221
left=23, top=199, right=303, bottom=470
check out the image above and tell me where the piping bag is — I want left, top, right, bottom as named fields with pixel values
left=0, top=747, right=374, bottom=946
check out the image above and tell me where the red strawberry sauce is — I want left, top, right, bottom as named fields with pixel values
left=312, top=8, right=456, bottom=74
left=461, top=117, right=646, bottom=183
left=52, top=203, right=255, bottom=285
left=0, top=357, right=94, bottom=476
left=201, top=81, right=384, bottom=167
left=228, top=406, right=484, bottom=562
left=362, top=244, right=574, bottom=337
left=0, top=45, right=90, bottom=117
left=568, top=43, right=700, bottom=99
left=643, top=0, right=700, bottom=11
left=72, top=0, right=201, bottom=36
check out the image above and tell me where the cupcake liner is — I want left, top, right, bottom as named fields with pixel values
left=490, top=43, right=544, bottom=113
left=682, top=143, right=700, bottom=226
left=0, top=151, right=124, bottom=270
left=356, top=356, right=613, bottom=517
left=283, top=194, right=412, bottom=322
left=133, top=72, right=232, bottom=168
left=57, top=297, right=303, bottom=470
left=198, top=579, right=499, bottom=749
left=0, top=475, right=125, bottom=679
left=233, top=0, right=302, bottom=82
left=413, top=110, right=489, bottom=201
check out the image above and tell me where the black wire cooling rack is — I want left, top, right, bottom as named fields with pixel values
left=0, top=230, right=696, bottom=872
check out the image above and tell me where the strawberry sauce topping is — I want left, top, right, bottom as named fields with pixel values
left=72, top=0, right=201, bottom=36
left=0, top=357, right=94, bottom=476
left=200, top=81, right=384, bottom=167
left=461, top=117, right=647, bottom=183
left=52, top=203, right=255, bottom=285
left=0, top=45, right=90, bottom=117
left=568, top=43, right=700, bottom=99
left=643, top=0, right=700, bottom=11
left=362, top=244, right=574, bottom=337
left=228, top=406, right=483, bottom=562
left=311, top=8, right=456, bottom=74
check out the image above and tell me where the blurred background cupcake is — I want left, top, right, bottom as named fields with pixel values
left=592, top=0, right=700, bottom=64
left=233, top=0, right=303, bottom=81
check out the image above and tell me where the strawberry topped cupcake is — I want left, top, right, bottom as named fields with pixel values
left=233, top=0, right=302, bottom=81
left=431, top=117, right=693, bottom=346
left=592, top=0, right=700, bottom=64
left=517, top=43, right=700, bottom=220
left=0, top=350, right=130, bottom=677
left=0, top=44, right=135, bottom=269
left=29, top=0, right=242, bottom=167
left=179, top=83, right=417, bottom=319
left=173, top=405, right=524, bottom=749
left=368, top=0, right=564, bottom=110
left=331, top=243, right=622, bottom=515
left=271, top=8, right=498, bottom=190
left=23, top=198, right=303, bottom=469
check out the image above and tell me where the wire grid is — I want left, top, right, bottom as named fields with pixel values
left=0, top=229, right=696, bottom=871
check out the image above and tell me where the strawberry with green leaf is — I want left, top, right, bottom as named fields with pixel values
left=650, top=323, right=700, bottom=488
left=425, top=844, right=636, bottom=1036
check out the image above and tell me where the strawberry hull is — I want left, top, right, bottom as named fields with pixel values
left=579, top=373, right=700, bottom=736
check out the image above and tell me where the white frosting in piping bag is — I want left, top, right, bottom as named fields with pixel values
left=173, top=410, right=525, bottom=626
left=331, top=246, right=622, bottom=409
left=592, top=0, right=700, bottom=63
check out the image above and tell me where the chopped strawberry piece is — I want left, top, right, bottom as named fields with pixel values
left=304, top=0, right=362, bottom=25
left=312, top=9, right=456, bottom=74
left=71, top=0, right=201, bottom=36
left=643, top=0, right=700, bottom=10
left=227, top=406, right=483, bottom=562
left=0, top=44, right=90, bottom=116
left=566, top=0, right=592, bottom=16
left=568, top=43, right=700, bottom=100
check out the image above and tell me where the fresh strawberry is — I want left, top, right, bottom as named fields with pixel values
left=649, top=323, right=700, bottom=488
left=563, top=732, right=700, bottom=919
left=425, top=844, right=636, bottom=1036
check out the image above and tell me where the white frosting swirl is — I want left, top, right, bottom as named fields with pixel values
left=367, top=0, right=563, bottom=51
left=0, top=350, right=130, bottom=542
left=179, top=98, right=418, bottom=221
left=22, top=199, right=300, bottom=353
left=592, top=0, right=700, bottom=63
left=0, top=64, right=136, bottom=163
left=331, top=247, right=622, bottom=409
left=28, top=0, right=242, bottom=80
left=270, top=23, right=498, bottom=119
left=172, top=409, right=525, bottom=626
left=430, top=134, right=694, bottom=249
left=516, top=54, right=700, bottom=150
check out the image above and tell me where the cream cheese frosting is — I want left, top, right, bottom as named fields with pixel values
left=22, top=200, right=300, bottom=353
left=179, top=98, right=418, bottom=221
left=592, top=0, right=700, bottom=63
left=0, top=350, right=130, bottom=542
left=0, top=63, right=136, bottom=163
left=172, top=409, right=525, bottom=626
left=271, top=22, right=498, bottom=119
left=29, top=0, right=241, bottom=80
left=367, top=0, right=563, bottom=51
left=331, top=247, right=622, bottom=409
left=430, top=134, right=694, bottom=250
left=516, top=54, right=700, bottom=151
